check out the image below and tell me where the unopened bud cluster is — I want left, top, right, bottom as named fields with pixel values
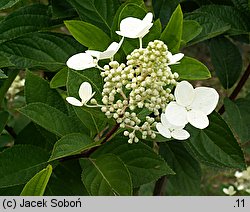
left=100, top=40, right=179, bottom=143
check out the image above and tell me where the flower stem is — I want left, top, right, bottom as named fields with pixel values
left=218, top=63, right=250, bottom=115
left=153, top=176, right=168, bottom=196
left=139, top=37, right=143, bottom=49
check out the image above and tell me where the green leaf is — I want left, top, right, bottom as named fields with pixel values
left=0, top=4, right=54, bottom=43
left=65, top=20, right=111, bottom=50
left=45, top=160, right=89, bottom=195
left=80, top=154, right=132, bottom=195
left=184, top=12, right=231, bottom=44
left=160, top=4, right=183, bottom=53
left=0, top=134, right=12, bottom=148
left=196, top=5, right=248, bottom=35
left=25, top=70, right=67, bottom=113
left=152, top=0, right=179, bottom=27
left=160, top=142, right=201, bottom=195
left=0, top=55, right=14, bottom=69
left=0, top=0, right=21, bottom=10
left=0, top=32, right=83, bottom=71
left=0, top=145, right=49, bottom=188
left=182, top=20, right=202, bottom=45
left=231, top=0, right=250, bottom=15
left=171, top=56, right=211, bottom=80
left=143, top=19, right=162, bottom=45
left=66, top=0, right=120, bottom=34
left=185, top=112, right=246, bottom=169
left=15, top=122, right=56, bottom=150
left=209, top=36, right=242, bottom=89
left=51, top=0, right=77, bottom=19
left=67, top=69, right=107, bottom=136
left=0, top=70, right=8, bottom=79
left=49, top=133, right=100, bottom=161
left=19, top=103, right=84, bottom=137
left=0, top=111, right=8, bottom=134
left=224, top=97, right=250, bottom=143
left=50, top=68, right=68, bottom=88
left=91, top=137, right=174, bottom=187
left=20, top=164, right=52, bottom=196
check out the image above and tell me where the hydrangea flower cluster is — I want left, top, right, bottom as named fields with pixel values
left=7, top=75, right=25, bottom=101
left=223, top=167, right=250, bottom=196
left=66, top=13, right=219, bottom=143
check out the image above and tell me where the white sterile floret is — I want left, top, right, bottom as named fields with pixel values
left=66, top=53, right=96, bottom=70
left=86, top=37, right=124, bottom=61
left=156, top=113, right=190, bottom=140
left=116, top=13, right=153, bottom=39
left=66, top=82, right=95, bottom=107
left=166, top=52, right=184, bottom=65
left=223, top=186, right=236, bottom=196
left=165, top=81, right=219, bottom=129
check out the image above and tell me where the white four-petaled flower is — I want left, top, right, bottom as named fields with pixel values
left=167, top=52, right=184, bottom=65
left=223, top=186, right=236, bottom=196
left=86, top=37, right=124, bottom=61
left=165, top=81, right=219, bottom=129
left=66, top=38, right=124, bottom=70
left=66, top=52, right=96, bottom=71
left=116, top=13, right=153, bottom=48
left=66, top=82, right=95, bottom=107
left=156, top=113, right=190, bottom=140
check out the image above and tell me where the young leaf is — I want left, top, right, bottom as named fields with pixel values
left=171, top=56, right=211, bottom=80
left=80, top=154, right=132, bottom=196
left=182, top=20, right=202, bottom=45
left=152, top=0, right=179, bottom=27
left=49, top=133, right=100, bottom=161
left=224, top=96, right=250, bottom=143
left=25, top=70, right=67, bottom=113
left=19, top=103, right=84, bottom=137
left=91, top=137, right=174, bottom=187
left=209, top=36, right=242, bottom=89
left=20, top=164, right=52, bottom=196
left=160, top=142, right=201, bottom=195
left=66, top=0, right=120, bottom=34
left=0, top=111, right=9, bottom=134
left=0, top=145, right=50, bottom=188
left=185, top=112, right=246, bottom=169
left=0, top=32, right=83, bottom=71
left=50, top=68, right=68, bottom=88
left=160, top=5, right=183, bottom=53
left=65, top=21, right=111, bottom=50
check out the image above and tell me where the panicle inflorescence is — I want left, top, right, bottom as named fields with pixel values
left=100, top=40, right=179, bottom=143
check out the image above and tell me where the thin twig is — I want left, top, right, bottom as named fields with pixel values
left=60, top=123, right=120, bottom=162
left=4, top=125, right=17, bottom=139
left=218, top=63, right=250, bottom=115
left=153, top=176, right=168, bottom=196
